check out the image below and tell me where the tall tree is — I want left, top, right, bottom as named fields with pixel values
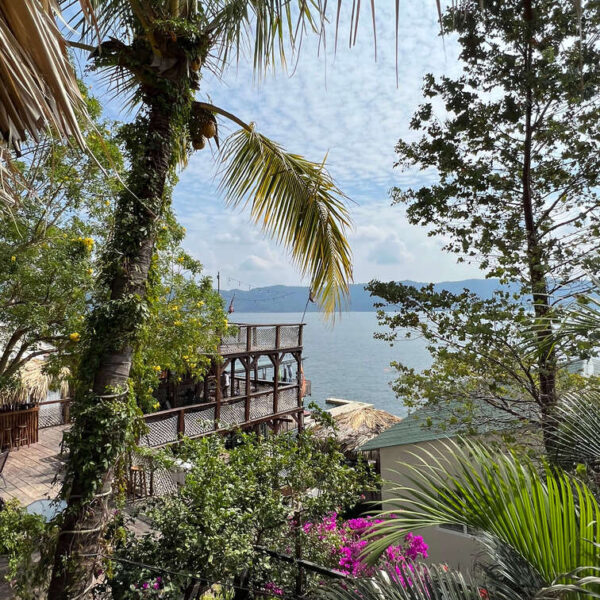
left=0, top=90, right=118, bottom=397
left=369, top=0, right=600, bottom=456
left=48, top=2, right=359, bottom=597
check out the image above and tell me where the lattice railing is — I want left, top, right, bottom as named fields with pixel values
left=219, top=324, right=303, bottom=354
left=38, top=400, right=70, bottom=429
left=142, top=413, right=179, bottom=447
left=278, top=386, right=299, bottom=412
left=140, top=385, right=301, bottom=447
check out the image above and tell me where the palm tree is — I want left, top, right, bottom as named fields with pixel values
left=352, top=438, right=600, bottom=599
left=46, top=1, right=359, bottom=597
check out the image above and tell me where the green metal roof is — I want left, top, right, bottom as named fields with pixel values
left=359, top=402, right=520, bottom=451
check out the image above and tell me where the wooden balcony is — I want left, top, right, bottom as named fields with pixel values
left=140, top=382, right=301, bottom=448
left=145, top=323, right=307, bottom=447
left=219, top=323, right=304, bottom=356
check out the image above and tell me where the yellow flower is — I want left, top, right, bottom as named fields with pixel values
left=10, top=255, right=15, bottom=262
left=183, top=355, right=189, bottom=360
left=196, top=301, right=204, bottom=307
left=177, top=257, right=184, bottom=264
left=153, top=402, right=160, bottom=410
left=153, top=365, right=162, bottom=372
left=174, top=320, right=182, bottom=326
left=69, top=332, right=81, bottom=342
left=87, top=268, right=93, bottom=275
left=171, top=305, right=179, bottom=311
left=105, top=200, right=110, bottom=207
left=81, top=237, right=94, bottom=252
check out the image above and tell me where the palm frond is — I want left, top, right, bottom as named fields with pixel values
left=553, top=391, right=600, bottom=467
left=323, top=563, right=491, bottom=600
left=218, top=126, right=352, bottom=316
left=204, top=0, right=316, bottom=76
left=368, top=439, right=600, bottom=588
left=0, top=0, right=87, bottom=150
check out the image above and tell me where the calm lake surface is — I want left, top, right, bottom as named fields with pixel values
left=232, top=312, right=432, bottom=417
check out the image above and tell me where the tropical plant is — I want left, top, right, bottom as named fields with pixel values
left=45, top=1, right=369, bottom=595
left=0, top=499, right=47, bottom=597
left=0, top=88, right=118, bottom=398
left=368, top=0, right=600, bottom=457
left=130, top=221, right=226, bottom=413
left=364, top=438, right=600, bottom=599
left=99, top=430, right=377, bottom=599
left=324, top=564, right=489, bottom=600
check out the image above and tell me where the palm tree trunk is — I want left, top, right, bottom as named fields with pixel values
left=47, top=97, right=177, bottom=599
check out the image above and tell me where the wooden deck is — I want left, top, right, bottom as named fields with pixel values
left=0, top=425, right=67, bottom=505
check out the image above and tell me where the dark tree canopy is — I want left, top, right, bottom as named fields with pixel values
left=369, top=0, right=600, bottom=451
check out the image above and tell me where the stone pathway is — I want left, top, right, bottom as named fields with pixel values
left=1, top=425, right=68, bottom=506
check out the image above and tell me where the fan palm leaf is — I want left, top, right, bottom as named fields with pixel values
left=368, top=439, right=600, bottom=595
left=219, top=126, right=352, bottom=315
left=323, top=563, right=492, bottom=600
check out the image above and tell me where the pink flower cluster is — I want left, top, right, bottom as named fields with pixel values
left=303, top=513, right=428, bottom=579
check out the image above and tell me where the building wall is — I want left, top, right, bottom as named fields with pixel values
left=379, top=439, right=484, bottom=573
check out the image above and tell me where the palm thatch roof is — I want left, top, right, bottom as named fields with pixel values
left=0, top=0, right=89, bottom=151
left=0, top=358, right=69, bottom=405
left=311, top=405, right=402, bottom=454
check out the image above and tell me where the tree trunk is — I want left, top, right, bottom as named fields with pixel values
left=47, top=97, right=177, bottom=599
left=521, top=0, right=558, bottom=460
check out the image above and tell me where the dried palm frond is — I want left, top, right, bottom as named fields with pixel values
left=0, top=0, right=88, bottom=151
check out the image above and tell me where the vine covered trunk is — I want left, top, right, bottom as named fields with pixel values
left=47, top=95, right=179, bottom=599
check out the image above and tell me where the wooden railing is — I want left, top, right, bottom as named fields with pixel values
left=38, top=398, right=71, bottom=429
left=220, top=323, right=304, bottom=355
left=140, top=383, right=301, bottom=448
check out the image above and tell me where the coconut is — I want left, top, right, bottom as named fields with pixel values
left=192, top=137, right=206, bottom=150
left=190, top=57, right=201, bottom=72
left=200, top=120, right=217, bottom=139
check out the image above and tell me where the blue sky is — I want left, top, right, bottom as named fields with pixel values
left=82, top=2, right=482, bottom=289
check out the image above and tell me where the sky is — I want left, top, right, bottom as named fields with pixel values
left=83, top=2, right=483, bottom=290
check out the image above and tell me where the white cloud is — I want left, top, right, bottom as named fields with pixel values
left=85, top=2, right=479, bottom=290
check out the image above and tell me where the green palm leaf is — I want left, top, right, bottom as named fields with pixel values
left=368, top=439, right=600, bottom=593
left=219, top=126, right=352, bottom=316
left=323, top=563, right=491, bottom=600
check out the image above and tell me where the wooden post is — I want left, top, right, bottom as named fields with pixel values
left=215, top=362, right=222, bottom=422
left=298, top=323, right=304, bottom=348
left=244, top=358, right=251, bottom=422
left=63, top=400, right=70, bottom=424
left=230, top=359, right=236, bottom=397
left=275, top=325, right=281, bottom=349
left=272, top=353, right=279, bottom=415
left=178, top=408, right=185, bottom=438
left=246, top=325, right=251, bottom=352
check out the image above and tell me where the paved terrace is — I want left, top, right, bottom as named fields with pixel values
left=0, top=425, right=67, bottom=505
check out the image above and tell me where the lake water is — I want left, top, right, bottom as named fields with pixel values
left=232, top=312, right=432, bottom=417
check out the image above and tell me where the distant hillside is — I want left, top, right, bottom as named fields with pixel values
left=219, top=279, right=509, bottom=313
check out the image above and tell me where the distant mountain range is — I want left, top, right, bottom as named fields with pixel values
left=219, top=279, right=511, bottom=313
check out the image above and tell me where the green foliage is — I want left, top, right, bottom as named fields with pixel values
left=101, top=430, right=377, bottom=598
left=0, top=88, right=120, bottom=395
left=132, top=219, right=226, bottom=412
left=0, top=499, right=46, bottom=595
left=368, top=439, right=600, bottom=599
left=369, top=0, right=600, bottom=430
left=324, top=565, right=489, bottom=600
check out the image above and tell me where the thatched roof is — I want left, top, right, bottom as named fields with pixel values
left=0, top=358, right=69, bottom=404
left=311, top=405, right=402, bottom=454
